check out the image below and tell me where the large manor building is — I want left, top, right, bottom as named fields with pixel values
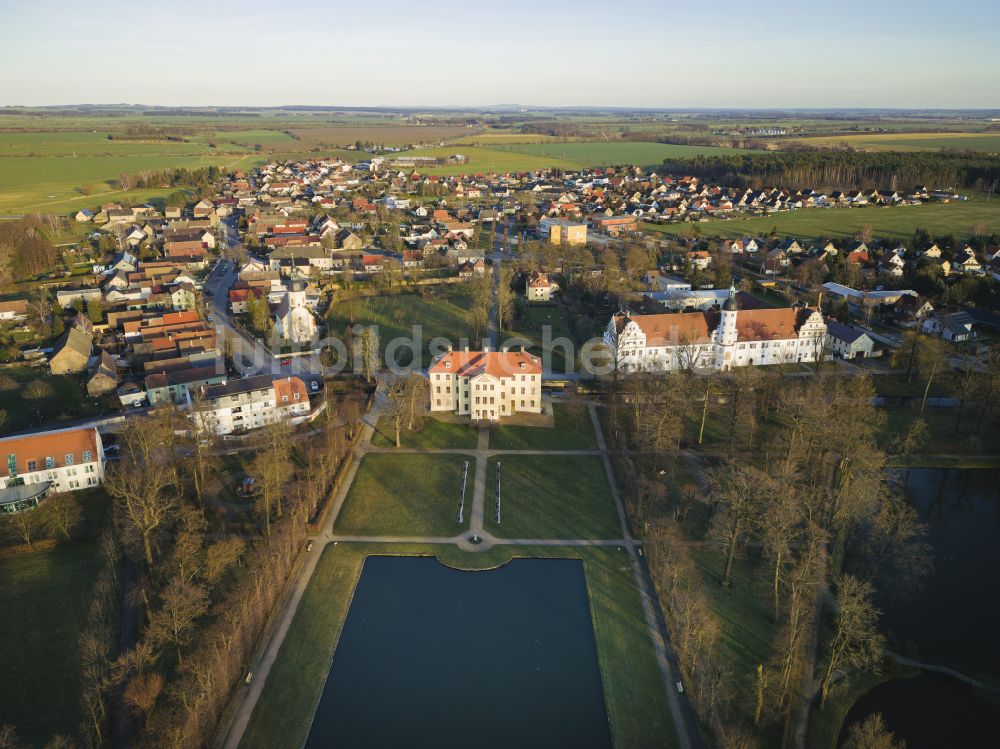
left=605, top=287, right=826, bottom=372
left=428, top=347, right=542, bottom=422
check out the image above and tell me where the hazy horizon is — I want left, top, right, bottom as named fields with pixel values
left=2, top=0, right=999, bottom=109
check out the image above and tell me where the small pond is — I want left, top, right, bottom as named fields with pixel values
left=840, top=468, right=1000, bottom=746
left=304, top=556, right=611, bottom=748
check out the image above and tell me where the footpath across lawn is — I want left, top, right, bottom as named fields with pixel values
left=333, top=454, right=470, bottom=536
left=238, top=542, right=676, bottom=749
left=485, top=454, right=622, bottom=539
left=489, top=403, right=598, bottom=451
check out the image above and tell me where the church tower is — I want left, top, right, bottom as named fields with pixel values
left=716, top=284, right=739, bottom=369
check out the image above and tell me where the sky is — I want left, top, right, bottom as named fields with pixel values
left=1, top=0, right=998, bottom=109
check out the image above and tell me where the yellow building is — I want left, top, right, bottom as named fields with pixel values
left=540, top=217, right=587, bottom=246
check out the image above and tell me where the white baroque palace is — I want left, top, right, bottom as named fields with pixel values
left=605, top=286, right=826, bottom=372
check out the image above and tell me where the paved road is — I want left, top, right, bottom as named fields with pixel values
left=587, top=403, right=702, bottom=749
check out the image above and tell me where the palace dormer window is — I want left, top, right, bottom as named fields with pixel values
left=83, top=451, right=92, bottom=462
left=45, top=456, right=55, bottom=469
left=65, top=453, right=74, bottom=466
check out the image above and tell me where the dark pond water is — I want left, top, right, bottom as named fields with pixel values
left=839, top=468, right=1000, bottom=748
left=304, top=556, right=611, bottom=749
left=840, top=672, right=1000, bottom=749
left=880, top=468, right=1000, bottom=674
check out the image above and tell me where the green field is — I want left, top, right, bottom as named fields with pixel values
left=401, top=145, right=580, bottom=174
left=506, top=141, right=759, bottom=166
left=0, top=151, right=264, bottom=215
left=403, top=141, right=756, bottom=175
left=489, top=403, right=597, bottom=451
left=238, top=542, right=676, bottom=749
left=326, top=289, right=476, bottom=368
left=0, top=540, right=104, bottom=745
left=333, top=454, right=469, bottom=537
left=644, top=198, right=1000, bottom=242
left=796, top=132, right=1000, bottom=153
left=485, top=455, right=621, bottom=539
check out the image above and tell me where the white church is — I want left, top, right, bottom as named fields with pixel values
left=273, top=277, right=317, bottom=345
left=605, top=286, right=827, bottom=372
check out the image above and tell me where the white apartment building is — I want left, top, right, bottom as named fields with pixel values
left=605, top=287, right=826, bottom=372
left=428, top=348, right=542, bottom=422
left=190, top=375, right=310, bottom=436
left=0, top=427, right=105, bottom=514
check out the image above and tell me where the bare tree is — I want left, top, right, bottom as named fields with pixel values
left=145, top=578, right=209, bottom=666
left=842, top=713, right=905, bottom=749
left=913, top=335, right=949, bottom=418
left=355, top=326, right=380, bottom=383
left=39, top=492, right=83, bottom=542
left=104, top=416, right=178, bottom=567
left=707, top=462, right=766, bottom=587
left=819, top=576, right=885, bottom=710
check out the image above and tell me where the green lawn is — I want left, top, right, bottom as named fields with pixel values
left=690, top=548, right=774, bottom=681
left=485, top=455, right=621, bottom=539
left=370, top=415, right=480, bottom=449
left=507, top=303, right=576, bottom=372
left=333, top=454, right=469, bottom=536
left=326, top=289, right=475, bottom=368
left=239, top=543, right=676, bottom=749
left=643, top=197, right=999, bottom=242
left=0, top=540, right=105, bottom=745
left=489, top=403, right=598, bottom=451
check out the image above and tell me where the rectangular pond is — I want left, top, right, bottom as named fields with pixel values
left=304, top=556, right=611, bottom=749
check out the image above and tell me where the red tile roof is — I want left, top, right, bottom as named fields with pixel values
left=429, top=350, right=541, bottom=378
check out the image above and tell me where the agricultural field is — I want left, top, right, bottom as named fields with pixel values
left=404, top=141, right=757, bottom=174
left=644, top=197, right=1000, bottom=242
left=794, top=132, right=1000, bottom=153
left=0, top=151, right=264, bottom=215
left=452, top=131, right=563, bottom=145
left=504, top=141, right=759, bottom=166
left=390, top=145, right=580, bottom=174
left=286, top=125, right=475, bottom=147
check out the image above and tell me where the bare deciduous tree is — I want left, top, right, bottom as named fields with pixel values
left=819, top=576, right=885, bottom=710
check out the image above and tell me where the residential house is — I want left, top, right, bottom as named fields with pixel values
left=825, top=320, right=875, bottom=359
left=0, top=299, right=29, bottom=323
left=87, top=351, right=119, bottom=396
left=924, top=312, right=974, bottom=342
left=525, top=271, right=559, bottom=302
left=49, top=326, right=92, bottom=375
